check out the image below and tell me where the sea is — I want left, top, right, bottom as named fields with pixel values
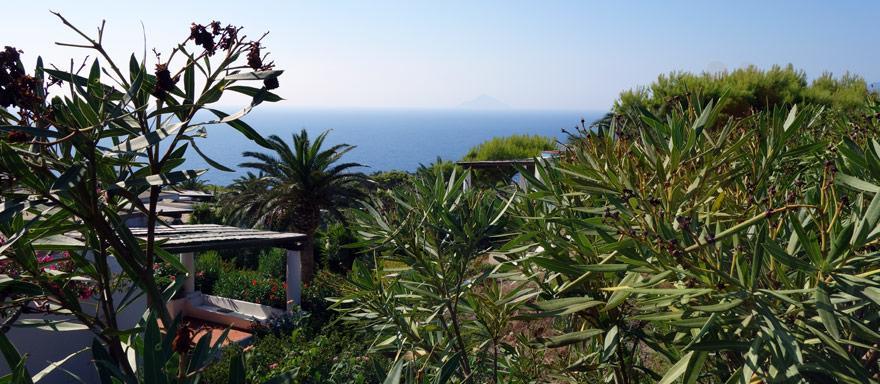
left=182, top=108, right=604, bottom=186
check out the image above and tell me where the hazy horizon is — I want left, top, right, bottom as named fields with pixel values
left=6, top=1, right=880, bottom=111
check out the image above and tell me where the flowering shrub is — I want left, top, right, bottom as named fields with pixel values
left=213, top=269, right=286, bottom=308
left=0, top=12, right=283, bottom=382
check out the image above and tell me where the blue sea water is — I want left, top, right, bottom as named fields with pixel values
left=184, top=108, right=604, bottom=186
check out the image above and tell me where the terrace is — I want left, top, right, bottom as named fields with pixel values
left=128, top=224, right=307, bottom=342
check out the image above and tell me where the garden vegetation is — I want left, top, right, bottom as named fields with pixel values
left=2, top=15, right=880, bottom=384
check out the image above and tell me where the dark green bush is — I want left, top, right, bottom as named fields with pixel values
left=415, top=157, right=461, bottom=181
left=255, top=329, right=385, bottom=384
left=256, top=248, right=286, bottom=279
left=461, top=134, right=556, bottom=162
left=189, top=202, right=220, bottom=224
left=195, top=250, right=227, bottom=294
left=615, top=64, right=877, bottom=119
left=152, top=262, right=179, bottom=291
left=370, top=170, right=413, bottom=191
left=460, top=134, right=556, bottom=186
left=217, top=247, right=263, bottom=270
left=301, top=270, right=346, bottom=323
left=214, top=269, right=286, bottom=308
left=200, top=344, right=244, bottom=384
left=251, top=309, right=310, bottom=339
left=302, top=270, right=347, bottom=331
left=246, top=334, right=295, bottom=381
left=316, top=223, right=360, bottom=273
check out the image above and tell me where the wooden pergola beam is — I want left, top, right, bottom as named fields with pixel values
left=129, top=224, right=307, bottom=309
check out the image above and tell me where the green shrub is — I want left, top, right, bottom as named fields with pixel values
left=195, top=250, right=227, bottom=294
left=246, top=334, right=295, bottom=381
left=189, top=202, right=219, bottom=224
left=614, top=64, right=877, bottom=119
left=302, top=270, right=347, bottom=331
left=462, top=134, right=556, bottom=162
left=214, top=269, right=286, bottom=308
left=256, top=248, right=285, bottom=279
left=200, top=344, right=244, bottom=384
left=370, top=170, right=413, bottom=191
left=254, top=329, right=385, bottom=384
left=152, top=262, right=180, bottom=291
left=217, top=247, right=263, bottom=270
left=460, top=134, right=556, bottom=186
left=415, top=157, right=461, bottom=181
left=251, top=309, right=310, bottom=339
left=316, top=223, right=360, bottom=273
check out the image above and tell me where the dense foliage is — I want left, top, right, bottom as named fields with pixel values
left=462, top=134, right=557, bottom=162
left=218, top=130, right=368, bottom=282
left=615, top=65, right=877, bottom=119
left=0, top=15, right=282, bottom=382
left=342, top=97, right=880, bottom=382
left=3, top=14, right=880, bottom=384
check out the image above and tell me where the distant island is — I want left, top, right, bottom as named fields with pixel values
left=458, top=94, right=510, bottom=109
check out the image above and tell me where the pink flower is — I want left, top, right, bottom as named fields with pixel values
left=37, top=253, right=53, bottom=264
left=269, top=363, right=278, bottom=370
left=78, top=286, right=94, bottom=300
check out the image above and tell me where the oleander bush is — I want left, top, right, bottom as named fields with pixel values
left=0, top=12, right=283, bottom=381
left=344, top=96, right=880, bottom=383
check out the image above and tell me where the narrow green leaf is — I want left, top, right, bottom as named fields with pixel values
left=536, top=329, right=603, bottom=348
left=224, top=69, right=284, bottom=81
left=815, top=283, right=841, bottom=340
left=658, top=351, right=693, bottom=384
left=383, top=359, right=404, bottom=384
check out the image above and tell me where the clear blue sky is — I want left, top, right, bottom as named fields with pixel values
left=5, top=1, right=878, bottom=111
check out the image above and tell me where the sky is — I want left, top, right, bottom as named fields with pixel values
left=4, top=1, right=879, bottom=111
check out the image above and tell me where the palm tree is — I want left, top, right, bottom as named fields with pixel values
left=228, top=130, right=367, bottom=282
left=218, top=171, right=271, bottom=228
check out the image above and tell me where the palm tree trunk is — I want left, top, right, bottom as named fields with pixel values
left=301, top=234, right=316, bottom=283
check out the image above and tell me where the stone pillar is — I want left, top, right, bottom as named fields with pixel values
left=286, top=249, right=302, bottom=310
left=180, top=252, right=195, bottom=294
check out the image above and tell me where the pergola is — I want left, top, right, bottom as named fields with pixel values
left=456, top=159, right=538, bottom=190
left=128, top=224, right=307, bottom=329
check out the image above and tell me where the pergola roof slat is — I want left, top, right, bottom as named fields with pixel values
left=128, top=224, right=306, bottom=253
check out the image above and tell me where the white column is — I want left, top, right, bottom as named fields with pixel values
left=286, top=249, right=302, bottom=310
left=463, top=171, right=472, bottom=191
left=180, top=252, right=195, bottom=294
